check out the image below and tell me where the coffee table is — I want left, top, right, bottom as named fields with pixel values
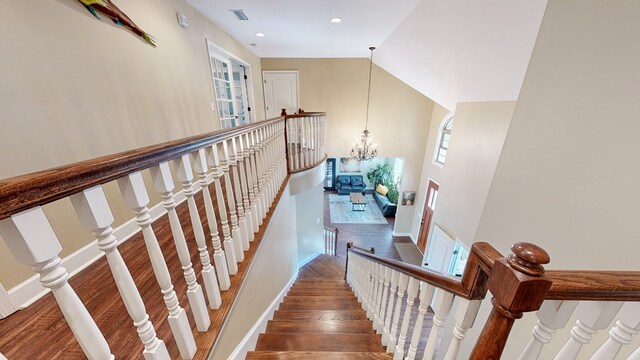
left=350, top=192, right=367, bottom=211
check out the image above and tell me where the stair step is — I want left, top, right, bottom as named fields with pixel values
left=295, top=278, right=348, bottom=284
left=283, top=295, right=359, bottom=303
left=265, top=320, right=375, bottom=334
left=246, top=351, right=393, bottom=359
left=273, top=310, right=367, bottom=321
left=291, top=282, right=350, bottom=288
left=287, top=290, right=354, bottom=297
left=255, top=333, right=385, bottom=352
left=279, top=301, right=362, bottom=311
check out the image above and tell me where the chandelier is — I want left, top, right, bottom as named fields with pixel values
left=350, top=46, right=378, bottom=161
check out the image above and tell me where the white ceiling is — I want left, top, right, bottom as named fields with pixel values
left=187, top=0, right=422, bottom=58
left=188, top=0, right=548, bottom=111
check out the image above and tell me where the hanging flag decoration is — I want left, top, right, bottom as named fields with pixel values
left=78, top=0, right=157, bottom=47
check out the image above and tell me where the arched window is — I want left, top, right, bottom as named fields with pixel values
left=434, top=114, right=454, bottom=165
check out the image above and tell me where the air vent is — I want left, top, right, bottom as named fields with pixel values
left=230, top=9, right=249, bottom=21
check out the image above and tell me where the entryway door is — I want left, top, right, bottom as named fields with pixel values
left=263, top=71, right=299, bottom=119
left=417, top=180, right=439, bottom=253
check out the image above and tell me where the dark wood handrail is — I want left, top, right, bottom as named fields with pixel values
left=284, top=112, right=326, bottom=118
left=0, top=117, right=284, bottom=220
left=545, top=270, right=640, bottom=301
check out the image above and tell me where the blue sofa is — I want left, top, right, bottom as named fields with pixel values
left=373, top=191, right=397, bottom=217
left=336, top=175, right=366, bottom=195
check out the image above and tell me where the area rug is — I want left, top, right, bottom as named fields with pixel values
left=394, top=243, right=424, bottom=266
left=328, top=194, right=388, bottom=224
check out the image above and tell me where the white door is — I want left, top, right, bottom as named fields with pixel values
left=263, top=71, right=299, bottom=118
left=424, top=225, right=455, bottom=273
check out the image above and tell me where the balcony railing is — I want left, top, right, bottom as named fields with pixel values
left=0, top=113, right=326, bottom=359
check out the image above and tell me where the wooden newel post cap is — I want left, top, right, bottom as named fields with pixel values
left=507, top=242, right=550, bottom=277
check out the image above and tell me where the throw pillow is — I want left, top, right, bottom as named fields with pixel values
left=376, top=184, right=389, bottom=196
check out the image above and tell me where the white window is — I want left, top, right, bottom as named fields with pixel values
left=434, top=114, right=454, bottom=165
left=207, top=40, right=254, bottom=129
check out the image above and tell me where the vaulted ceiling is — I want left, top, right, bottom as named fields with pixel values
left=188, top=0, right=548, bottom=111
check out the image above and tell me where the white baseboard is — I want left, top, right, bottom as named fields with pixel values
left=297, top=251, right=322, bottom=269
left=227, top=272, right=297, bottom=360
left=4, top=184, right=200, bottom=313
left=0, top=283, right=13, bottom=319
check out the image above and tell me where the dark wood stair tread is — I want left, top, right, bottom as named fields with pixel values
left=255, top=333, right=385, bottom=352
left=287, top=290, right=354, bottom=296
left=246, top=351, right=393, bottom=359
left=278, top=302, right=361, bottom=311
left=265, top=320, right=375, bottom=334
left=283, top=295, right=359, bottom=303
left=273, top=310, right=368, bottom=321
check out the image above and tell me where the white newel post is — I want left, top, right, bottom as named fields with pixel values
left=174, top=155, right=223, bottom=307
left=394, top=277, right=420, bottom=360
left=0, top=208, right=114, bottom=360
left=406, top=282, right=436, bottom=360
left=590, top=302, right=640, bottom=360
left=70, top=186, right=171, bottom=359
left=220, top=140, right=245, bottom=260
left=382, top=270, right=400, bottom=346
left=443, top=298, right=483, bottom=360
left=554, top=301, right=624, bottom=360
left=233, top=136, right=254, bottom=243
left=117, top=172, right=196, bottom=359
left=192, top=149, right=233, bottom=285
left=206, top=145, right=239, bottom=274
left=388, top=273, right=410, bottom=352
left=422, top=289, right=454, bottom=360
left=244, top=132, right=261, bottom=231
left=517, top=300, right=579, bottom=360
left=149, top=162, right=211, bottom=332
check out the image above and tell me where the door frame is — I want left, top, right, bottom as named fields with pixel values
left=417, top=178, right=439, bottom=254
left=262, top=70, right=300, bottom=118
left=206, top=39, right=258, bottom=124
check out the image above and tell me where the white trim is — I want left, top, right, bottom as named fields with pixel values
left=226, top=272, right=297, bottom=360
left=0, top=282, right=15, bottom=319
left=261, top=70, right=300, bottom=118
left=5, top=184, right=202, bottom=312
left=392, top=231, right=416, bottom=243
left=297, top=251, right=322, bottom=269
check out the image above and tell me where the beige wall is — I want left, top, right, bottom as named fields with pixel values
left=455, top=0, right=640, bottom=358
left=294, top=182, right=324, bottom=263
left=209, top=187, right=298, bottom=359
left=261, top=58, right=434, bottom=234
left=0, top=0, right=264, bottom=289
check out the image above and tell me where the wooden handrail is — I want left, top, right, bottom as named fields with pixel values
left=0, top=117, right=284, bottom=220
left=284, top=112, right=326, bottom=118
left=545, top=270, right=640, bottom=301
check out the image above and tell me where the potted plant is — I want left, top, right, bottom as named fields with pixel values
left=367, top=162, right=400, bottom=204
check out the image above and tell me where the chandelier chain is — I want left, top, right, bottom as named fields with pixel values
left=365, top=47, right=374, bottom=131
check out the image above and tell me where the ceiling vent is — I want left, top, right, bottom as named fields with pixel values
left=230, top=9, right=249, bottom=21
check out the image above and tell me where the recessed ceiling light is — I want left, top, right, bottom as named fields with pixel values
left=330, top=17, right=342, bottom=23
left=255, top=32, right=265, bottom=37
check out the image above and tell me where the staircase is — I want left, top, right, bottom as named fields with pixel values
left=247, top=277, right=392, bottom=359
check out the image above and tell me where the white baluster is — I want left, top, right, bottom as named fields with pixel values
left=174, top=155, right=223, bottom=307
left=374, top=264, right=387, bottom=332
left=517, top=300, right=579, bottom=360
left=555, top=301, right=624, bottom=360
left=243, top=132, right=261, bottom=231
left=377, top=267, right=392, bottom=332
left=206, top=145, right=239, bottom=275
left=372, top=263, right=383, bottom=328
left=220, top=140, right=245, bottom=261
left=406, top=282, right=436, bottom=360
left=251, top=130, right=267, bottom=220
left=382, top=270, right=400, bottom=346
left=149, top=163, right=211, bottom=331
left=367, top=261, right=379, bottom=320
left=422, top=289, right=454, bottom=360
left=192, top=150, right=231, bottom=287
left=394, top=277, right=420, bottom=360
left=0, top=351, right=6, bottom=360
left=70, top=186, right=171, bottom=358
left=233, top=136, right=254, bottom=243
left=117, top=172, right=196, bottom=359
left=388, top=273, right=410, bottom=352
left=443, top=298, right=483, bottom=360
left=262, top=126, right=274, bottom=204
left=286, top=118, right=294, bottom=171
left=0, top=208, right=114, bottom=360
left=590, top=302, right=640, bottom=360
